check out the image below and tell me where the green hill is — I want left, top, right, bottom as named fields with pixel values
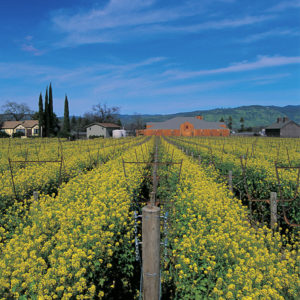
left=120, top=105, right=300, bottom=129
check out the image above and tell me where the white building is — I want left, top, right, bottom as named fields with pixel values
left=86, top=122, right=121, bottom=138
left=113, top=129, right=126, bottom=138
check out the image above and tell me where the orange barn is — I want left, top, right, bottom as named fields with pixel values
left=137, top=116, right=230, bottom=137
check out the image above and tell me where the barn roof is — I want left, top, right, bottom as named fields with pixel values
left=147, top=117, right=226, bottom=130
left=265, top=118, right=300, bottom=130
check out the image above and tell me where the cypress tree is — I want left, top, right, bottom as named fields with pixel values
left=228, top=116, right=233, bottom=130
left=38, top=93, right=44, bottom=137
left=63, top=95, right=70, bottom=134
left=71, top=115, right=76, bottom=131
left=44, top=87, right=49, bottom=137
left=240, top=117, right=245, bottom=132
left=49, top=83, right=54, bottom=135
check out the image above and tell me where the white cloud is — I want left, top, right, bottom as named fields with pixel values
left=0, top=54, right=296, bottom=115
left=52, top=0, right=203, bottom=33
left=0, top=62, right=58, bottom=79
left=19, top=36, right=44, bottom=56
left=182, top=15, right=274, bottom=31
left=267, top=0, right=300, bottom=12
left=50, top=0, right=273, bottom=47
left=241, top=29, right=300, bottom=43
left=25, top=35, right=33, bottom=41
left=124, top=73, right=291, bottom=97
left=21, top=44, right=43, bottom=56
left=0, top=56, right=294, bottom=99
left=0, top=56, right=166, bottom=83
left=162, top=56, right=300, bottom=79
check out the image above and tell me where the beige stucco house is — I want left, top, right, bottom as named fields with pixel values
left=1, top=120, right=39, bottom=137
left=86, top=122, right=120, bottom=138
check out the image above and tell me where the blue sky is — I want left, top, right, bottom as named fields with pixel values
left=0, top=0, right=299, bottom=116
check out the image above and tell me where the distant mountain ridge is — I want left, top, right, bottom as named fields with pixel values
left=119, top=105, right=300, bottom=129
left=2, top=105, right=298, bottom=130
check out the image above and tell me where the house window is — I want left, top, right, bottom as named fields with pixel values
left=34, top=128, right=39, bottom=134
left=16, top=129, right=25, bottom=134
left=185, top=125, right=189, bottom=129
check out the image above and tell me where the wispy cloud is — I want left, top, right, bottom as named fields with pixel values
left=0, top=56, right=294, bottom=96
left=0, top=56, right=166, bottom=83
left=0, top=56, right=169, bottom=112
left=21, top=44, right=43, bottom=56
left=130, top=15, right=274, bottom=36
left=162, top=56, right=300, bottom=79
left=178, top=15, right=274, bottom=31
left=125, top=73, right=291, bottom=97
left=50, top=0, right=273, bottom=47
left=52, top=0, right=203, bottom=33
left=267, top=0, right=300, bottom=12
left=241, top=29, right=300, bottom=43
left=0, top=54, right=295, bottom=115
left=0, top=62, right=58, bottom=79
left=20, top=36, right=44, bottom=56
left=51, top=0, right=204, bottom=46
left=127, top=80, right=236, bottom=97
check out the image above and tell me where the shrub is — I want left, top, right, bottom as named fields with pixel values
left=57, top=131, right=71, bottom=138
left=12, top=131, right=24, bottom=138
left=0, top=131, right=10, bottom=138
left=89, top=135, right=104, bottom=139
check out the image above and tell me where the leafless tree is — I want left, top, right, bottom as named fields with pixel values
left=128, top=113, right=145, bottom=131
left=1, top=101, right=33, bottom=121
left=92, top=103, right=120, bottom=123
left=84, top=103, right=120, bottom=124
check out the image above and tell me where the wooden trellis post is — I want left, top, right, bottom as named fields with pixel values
left=142, top=205, right=160, bottom=300
left=228, top=171, right=233, bottom=194
left=270, top=192, right=277, bottom=230
left=150, top=191, right=156, bottom=206
left=33, top=191, right=39, bottom=202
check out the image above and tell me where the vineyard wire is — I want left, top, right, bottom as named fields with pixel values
left=165, top=136, right=300, bottom=229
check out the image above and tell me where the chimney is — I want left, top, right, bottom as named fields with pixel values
left=195, top=115, right=203, bottom=120
left=283, top=117, right=289, bottom=122
left=277, top=118, right=282, bottom=123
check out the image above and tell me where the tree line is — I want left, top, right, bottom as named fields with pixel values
left=219, top=116, right=251, bottom=132
left=0, top=83, right=71, bottom=137
left=0, top=81, right=147, bottom=138
left=37, top=83, right=70, bottom=137
left=0, top=83, right=128, bottom=138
